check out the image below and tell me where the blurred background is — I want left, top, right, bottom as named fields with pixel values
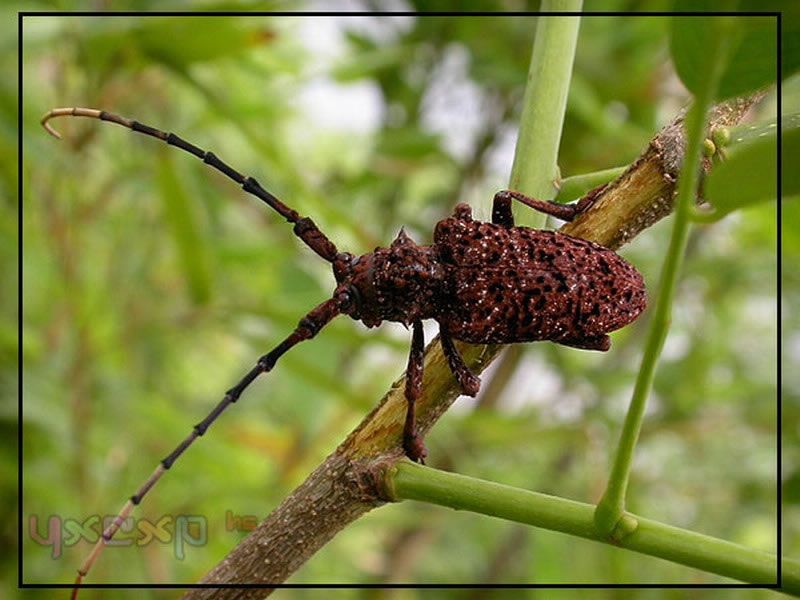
left=12, top=5, right=787, bottom=600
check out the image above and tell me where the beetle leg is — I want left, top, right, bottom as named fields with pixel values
left=403, top=321, right=427, bottom=463
left=70, top=296, right=341, bottom=592
left=440, top=328, right=481, bottom=396
left=558, top=334, right=611, bottom=351
left=491, top=191, right=514, bottom=227
left=493, top=188, right=603, bottom=223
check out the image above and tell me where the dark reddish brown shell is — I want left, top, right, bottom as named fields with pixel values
left=432, top=217, right=646, bottom=345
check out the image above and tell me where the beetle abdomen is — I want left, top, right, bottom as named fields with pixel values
left=434, top=220, right=646, bottom=345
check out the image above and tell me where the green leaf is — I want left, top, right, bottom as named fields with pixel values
left=783, top=195, right=800, bottom=259
left=783, top=114, right=800, bottom=198
left=670, top=12, right=777, bottom=100
left=375, top=127, right=443, bottom=160
left=135, top=17, right=269, bottom=68
left=784, top=8, right=800, bottom=79
left=332, top=42, right=411, bottom=82
left=739, top=0, right=800, bottom=79
left=698, top=115, right=800, bottom=221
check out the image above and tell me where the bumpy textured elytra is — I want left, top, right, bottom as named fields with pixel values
left=42, top=108, right=647, bottom=594
left=433, top=209, right=645, bottom=348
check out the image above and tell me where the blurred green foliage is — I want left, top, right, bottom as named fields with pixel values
left=671, top=13, right=778, bottom=100
left=14, top=6, right=785, bottom=599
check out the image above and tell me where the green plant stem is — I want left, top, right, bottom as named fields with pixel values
left=508, top=1, right=582, bottom=226
left=556, top=165, right=627, bottom=202
left=386, top=461, right=791, bottom=590
left=593, top=22, right=732, bottom=537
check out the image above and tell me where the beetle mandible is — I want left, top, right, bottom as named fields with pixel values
left=42, top=107, right=647, bottom=591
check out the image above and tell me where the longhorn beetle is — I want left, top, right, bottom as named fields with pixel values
left=42, top=107, right=647, bottom=592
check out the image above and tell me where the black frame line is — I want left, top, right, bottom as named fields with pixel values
left=777, top=11, right=784, bottom=590
left=17, top=7, right=784, bottom=593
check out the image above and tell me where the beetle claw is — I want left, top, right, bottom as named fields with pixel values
left=403, top=433, right=428, bottom=464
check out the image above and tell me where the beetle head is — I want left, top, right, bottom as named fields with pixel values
left=331, top=230, right=444, bottom=328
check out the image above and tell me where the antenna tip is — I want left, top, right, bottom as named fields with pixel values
left=71, top=571, right=84, bottom=600
left=40, top=111, right=63, bottom=140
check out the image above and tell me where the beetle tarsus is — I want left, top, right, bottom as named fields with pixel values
left=492, top=188, right=602, bottom=223
left=441, top=329, right=481, bottom=397
left=403, top=432, right=428, bottom=464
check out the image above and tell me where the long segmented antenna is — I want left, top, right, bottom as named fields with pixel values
left=41, top=107, right=340, bottom=263
left=67, top=298, right=341, bottom=597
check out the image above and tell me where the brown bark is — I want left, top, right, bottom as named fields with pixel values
left=562, top=94, right=763, bottom=247
left=182, top=94, right=762, bottom=600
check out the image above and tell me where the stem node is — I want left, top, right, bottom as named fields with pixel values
left=610, top=513, right=640, bottom=543
left=593, top=495, right=624, bottom=538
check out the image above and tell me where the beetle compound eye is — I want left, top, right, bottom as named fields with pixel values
left=346, top=285, right=365, bottom=316
left=337, top=288, right=363, bottom=317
